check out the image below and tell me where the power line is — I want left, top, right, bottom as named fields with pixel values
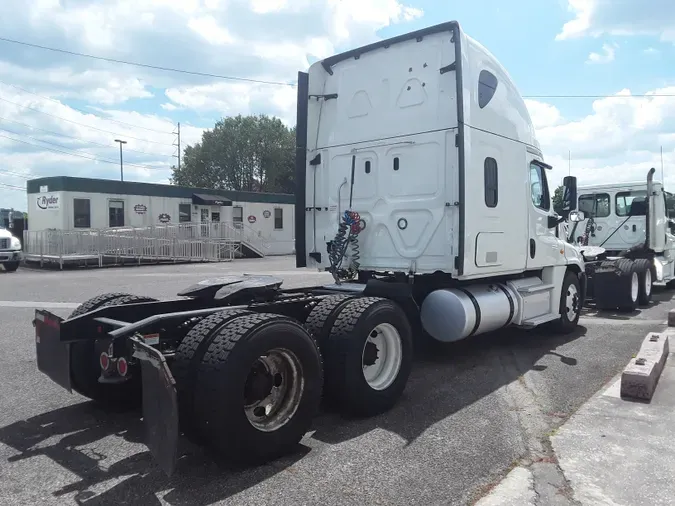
left=0, top=168, right=41, bottom=179
left=0, top=79, right=174, bottom=134
left=3, top=36, right=675, bottom=100
left=523, top=94, right=675, bottom=98
left=0, top=116, right=172, bottom=157
left=0, top=97, right=174, bottom=146
left=0, top=36, right=295, bottom=87
left=0, top=129, right=169, bottom=170
left=0, top=182, right=25, bottom=191
left=0, top=125, right=163, bottom=169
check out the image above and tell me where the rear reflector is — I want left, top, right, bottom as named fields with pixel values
left=99, top=352, right=110, bottom=371
left=117, top=357, right=128, bottom=377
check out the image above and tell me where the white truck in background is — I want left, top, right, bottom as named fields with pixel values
left=568, top=168, right=675, bottom=311
left=0, top=224, right=22, bottom=272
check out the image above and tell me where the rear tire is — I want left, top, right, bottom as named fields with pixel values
left=633, top=258, right=654, bottom=306
left=615, top=259, right=639, bottom=312
left=322, top=297, right=413, bottom=417
left=172, top=308, right=252, bottom=439
left=68, top=293, right=158, bottom=409
left=549, top=270, right=582, bottom=334
left=304, top=294, right=354, bottom=345
left=194, top=313, right=323, bottom=465
left=3, top=261, right=19, bottom=272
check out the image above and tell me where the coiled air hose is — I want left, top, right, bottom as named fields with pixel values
left=328, top=209, right=364, bottom=283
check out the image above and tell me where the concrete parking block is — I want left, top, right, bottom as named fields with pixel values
left=620, top=332, right=670, bottom=401
left=668, top=308, right=675, bottom=327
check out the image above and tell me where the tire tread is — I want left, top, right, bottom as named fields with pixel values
left=193, top=312, right=323, bottom=464
left=173, top=308, right=251, bottom=435
left=323, top=297, right=412, bottom=416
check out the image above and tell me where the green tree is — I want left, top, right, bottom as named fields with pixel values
left=553, top=185, right=564, bottom=215
left=170, top=114, right=296, bottom=193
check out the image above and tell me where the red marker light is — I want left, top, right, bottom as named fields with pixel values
left=117, top=357, right=128, bottom=377
left=99, top=352, right=110, bottom=371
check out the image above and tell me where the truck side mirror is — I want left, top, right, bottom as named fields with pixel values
left=561, top=176, right=577, bottom=219
left=568, top=210, right=585, bottom=222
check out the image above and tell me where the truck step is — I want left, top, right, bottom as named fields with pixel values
left=517, top=283, right=555, bottom=294
left=519, top=313, right=559, bottom=328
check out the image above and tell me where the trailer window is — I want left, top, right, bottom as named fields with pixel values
left=274, top=207, right=283, bottom=230
left=179, top=203, right=191, bottom=223
left=484, top=157, right=498, bottom=208
left=73, top=198, right=90, bottom=228
left=233, top=206, right=243, bottom=229
left=478, top=70, right=498, bottom=109
left=108, top=200, right=125, bottom=228
left=578, top=193, right=610, bottom=218
left=616, top=191, right=647, bottom=216
left=529, top=163, right=550, bottom=211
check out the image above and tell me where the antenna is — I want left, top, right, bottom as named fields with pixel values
left=661, top=145, right=664, bottom=186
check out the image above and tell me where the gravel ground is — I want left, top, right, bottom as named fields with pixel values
left=0, top=256, right=671, bottom=506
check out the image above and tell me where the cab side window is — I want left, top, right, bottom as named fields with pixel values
left=529, top=162, right=550, bottom=211
left=578, top=193, right=610, bottom=218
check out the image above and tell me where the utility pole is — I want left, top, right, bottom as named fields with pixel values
left=568, top=150, right=571, bottom=176
left=172, top=122, right=181, bottom=169
left=661, top=145, right=664, bottom=186
left=114, top=139, right=127, bottom=181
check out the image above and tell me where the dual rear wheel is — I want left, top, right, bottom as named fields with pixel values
left=594, top=258, right=654, bottom=311
left=175, top=295, right=412, bottom=465
left=65, top=292, right=414, bottom=466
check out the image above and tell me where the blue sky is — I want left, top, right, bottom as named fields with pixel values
left=0, top=0, right=674, bottom=210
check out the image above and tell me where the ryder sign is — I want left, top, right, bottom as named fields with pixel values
left=36, top=194, right=60, bottom=210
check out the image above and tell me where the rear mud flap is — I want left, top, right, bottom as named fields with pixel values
left=131, top=337, right=179, bottom=477
left=34, top=309, right=72, bottom=392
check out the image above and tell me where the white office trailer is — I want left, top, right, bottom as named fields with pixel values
left=24, top=176, right=295, bottom=267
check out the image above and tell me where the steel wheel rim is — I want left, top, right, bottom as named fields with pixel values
left=645, top=269, right=652, bottom=296
left=243, top=348, right=304, bottom=432
left=565, top=283, right=579, bottom=321
left=631, top=272, right=639, bottom=302
left=361, top=323, right=403, bottom=391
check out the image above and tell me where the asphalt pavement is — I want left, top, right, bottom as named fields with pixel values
left=0, top=257, right=671, bottom=506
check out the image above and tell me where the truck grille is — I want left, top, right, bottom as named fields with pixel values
left=0, top=238, right=8, bottom=250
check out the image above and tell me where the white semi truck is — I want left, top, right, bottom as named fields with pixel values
left=33, top=21, right=586, bottom=476
left=569, top=168, right=675, bottom=311
left=0, top=224, right=22, bottom=272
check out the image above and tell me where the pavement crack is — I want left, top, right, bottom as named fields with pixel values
left=497, top=351, right=583, bottom=506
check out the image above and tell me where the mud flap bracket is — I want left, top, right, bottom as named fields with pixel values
left=131, top=336, right=179, bottom=477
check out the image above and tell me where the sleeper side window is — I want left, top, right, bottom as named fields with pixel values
left=484, top=157, right=498, bottom=208
left=478, top=70, right=498, bottom=108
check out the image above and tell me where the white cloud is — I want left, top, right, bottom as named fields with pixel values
left=0, top=0, right=424, bottom=210
left=527, top=87, right=675, bottom=192
left=187, top=15, right=236, bottom=45
left=524, top=99, right=564, bottom=129
left=586, top=43, right=617, bottom=64
left=250, top=0, right=289, bottom=14
left=557, top=0, right=675, bottom=41
left=0, top=61, right=152, bottom=106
